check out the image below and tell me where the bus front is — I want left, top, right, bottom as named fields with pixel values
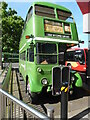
left=19, top=2, right=79, bottom=97
left=30, top=2, right=79, bottom=93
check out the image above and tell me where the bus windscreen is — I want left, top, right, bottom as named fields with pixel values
left=66, top=50, right=85, bottom=64
left=36, top=43, right=57, bottom=64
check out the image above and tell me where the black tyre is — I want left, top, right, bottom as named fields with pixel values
left=73, top=87, right=83, bottom=98
left=26, top=77, right=38, bottom=103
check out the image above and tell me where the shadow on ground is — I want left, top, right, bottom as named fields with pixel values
left=35, top=88, right=90, bottom=105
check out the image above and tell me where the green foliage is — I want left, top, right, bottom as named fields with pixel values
left=1, top=2, right=24, bottom=53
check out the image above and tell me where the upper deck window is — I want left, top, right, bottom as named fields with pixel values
left=26, top=6, right=33, bottom=23
left=23, top=6, right=33, bottom=31
left=57, top=9, right=73, bottom=22
left=27, top=7, right=33, bottom=22
left=35, top=5, right=55, bottom=18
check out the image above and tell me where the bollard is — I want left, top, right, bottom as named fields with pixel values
left=52, top=66, right=70, bottom=120
left=47, top=106, right=54, bottom=119
left=61, top=83, right=68, bottom=120
left=61, top=67, right=70, bottom=120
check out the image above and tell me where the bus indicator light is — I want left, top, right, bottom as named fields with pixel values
left=25, top=35, right=30, bottom=39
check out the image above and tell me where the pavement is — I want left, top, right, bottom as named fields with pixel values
left=45, top=97, right=90, bottom=119
left=43, top=89, right=90, bottom=119
left=0, top=63, right=90, bottom=119
left=0, top=69, right=8, bottom=87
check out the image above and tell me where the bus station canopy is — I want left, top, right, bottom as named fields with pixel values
left=76, top=0, right=90, bottom=33
left=76, top=0, right=90, bottom=14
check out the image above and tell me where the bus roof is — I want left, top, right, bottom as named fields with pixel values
left=32, top=2, right=72, bottom=13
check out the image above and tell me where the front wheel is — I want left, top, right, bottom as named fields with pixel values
left=26, top=78, right=38, bottom=103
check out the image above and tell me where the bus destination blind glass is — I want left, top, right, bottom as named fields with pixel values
left=44, top=20, right=63, bottom=33
left=44, top=20, right=71, bottom=39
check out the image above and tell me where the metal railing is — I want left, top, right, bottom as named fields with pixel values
left=2, top=52, right=19, bottom=63
left=0, top=89, right=49, bottom=119
left=0, top=63, right=10, bottom=76
left=0, top=63, right=12, bottom=91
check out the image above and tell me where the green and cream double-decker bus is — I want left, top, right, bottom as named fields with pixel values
left=19, top=2, right=82, bottom=101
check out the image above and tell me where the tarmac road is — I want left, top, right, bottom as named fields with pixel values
left=35, top=88, right=90, bottom=119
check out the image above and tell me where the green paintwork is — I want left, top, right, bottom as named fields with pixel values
left=19, top=2, right=80, bottom=94
left=71, top=23, right=79, bottom=40
left=75, top=72, right=82, bottom=87
left=71, top=71, right=83, bottom=87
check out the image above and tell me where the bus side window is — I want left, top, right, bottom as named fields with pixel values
left=23, top=7, right=33, bottom=31
left=29, top=48, right=34, bottom=62
left=23, top=51, right=26, bottom=61
left=27, top=6, right=33, bottom=22
left=20, top=51, right=25, bottom=61
left=27, top=49, right=29, bottom=61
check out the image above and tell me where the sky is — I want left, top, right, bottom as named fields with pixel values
left=6, top=0, right=88, bottom=48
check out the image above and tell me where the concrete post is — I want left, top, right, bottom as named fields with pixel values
left=47, top=106, right=54, bottom=119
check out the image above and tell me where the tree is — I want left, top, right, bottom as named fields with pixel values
left=1, top=2, right=24, bottom=53
left=0, top=2, right=2, bottom=69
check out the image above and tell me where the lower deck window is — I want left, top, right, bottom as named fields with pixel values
left=20, top=51, right=25, bottom=60
left=27, top=48, right=34, bottom=62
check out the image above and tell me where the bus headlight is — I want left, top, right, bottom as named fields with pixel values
left=71, top=76, right=75, bottom=83
left=37, top=67, right=42, bottom=73
left=41, top=78, right=48, bottom=85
